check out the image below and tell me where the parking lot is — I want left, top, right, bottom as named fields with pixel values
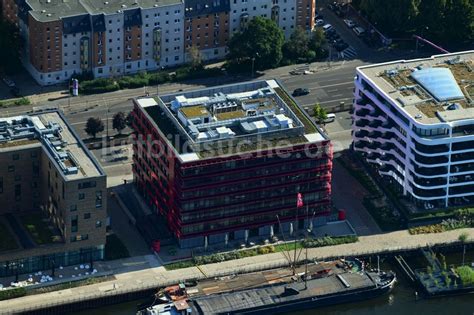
left=314, top=2, right=380, bottom=62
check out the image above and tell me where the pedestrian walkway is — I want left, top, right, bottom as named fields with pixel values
left=1, top=228, right=472, bottom=313
left=340, top=46, right=358, bottom=60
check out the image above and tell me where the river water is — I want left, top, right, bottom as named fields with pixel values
left=72, top=250, right=474, bottom=315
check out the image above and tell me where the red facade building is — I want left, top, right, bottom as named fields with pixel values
left=132, top=80, right=333, bottom=248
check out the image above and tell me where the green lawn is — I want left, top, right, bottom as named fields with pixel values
left=19, top=212, right=55, bottom=245
left=0, top=221, right=19, bottom=252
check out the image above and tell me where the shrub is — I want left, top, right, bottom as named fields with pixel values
left=117, top=76, right=149, bottom=89
left=0, top=287, right=26, bottom=301
left=149, top=72, right=171, bottom=85
left=456, top=266, right=474, bottom=286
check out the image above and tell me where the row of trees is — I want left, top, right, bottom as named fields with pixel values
left=352, top=0, right=474, bottom=46
left=0, top=18, right=22, bottom=74
left=84, top=111, right=132, bottom=139
left=226, top=17, right=326, bottom=72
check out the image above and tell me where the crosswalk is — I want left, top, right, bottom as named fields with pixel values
left=339, top=46, right=357, bottom=60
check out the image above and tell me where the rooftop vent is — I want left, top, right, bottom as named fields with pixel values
left=415, top=114, right=422, bottom=119
left=385, top=69, right=398, bottom=77
left=447, top=103, right=461, bottom=110
left=121, top=4, right=127, bottom=8
left=104, top=1, right=109, bottom=4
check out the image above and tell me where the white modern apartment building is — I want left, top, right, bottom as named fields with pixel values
left=352, top=51, right=474, bottom=210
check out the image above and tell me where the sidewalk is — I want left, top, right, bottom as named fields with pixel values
left=1, top=228, right=472, bottom=313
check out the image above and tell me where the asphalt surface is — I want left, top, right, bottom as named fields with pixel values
left=76, top=61, right=359, bottom=139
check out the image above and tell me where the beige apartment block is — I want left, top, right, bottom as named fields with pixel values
left=0, top=111, right=107, bottom=277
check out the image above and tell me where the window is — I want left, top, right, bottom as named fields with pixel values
left=95, top=191, right=102, bottom=208
left=96, top=220, right=102, bottom=228
left=84, top=213, right=91, bottom=219
left=8, top=165, right=14, bottom=172
left=14, top=175, right=21, bottom=181
left=12, top=154, right=19, bottom=160
left=0, top=177, right=3, bottom=193
left=78, top=193, right=85, bottom=200
left=71, top=215, right=78, bottom=232
left=31, top=151, right=38, bottom=158
left=70, top=205, right=77, bottom=212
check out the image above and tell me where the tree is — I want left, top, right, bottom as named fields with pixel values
left=85, top=117, right=104, bottom=139
left=443, top=0, right=474, bottom=44
left=187, top=46, right=204, bottom=70
left=313, top=103, right=328, bottom=123
left=283, top=27, right=309, bottom=61
left=309, top=28, right=327, bottom=58
left=0, top=21, right=22, bottom=74
left=112, top=112, right=127, bottom=134
left=228, top=17, right=284, bottom=70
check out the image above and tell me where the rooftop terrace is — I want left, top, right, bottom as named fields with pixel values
left=0, top=111, right=103, bottom=180
left=359, top=51, right=474, bottom=125
left=137, top=80, right=326, bottom=161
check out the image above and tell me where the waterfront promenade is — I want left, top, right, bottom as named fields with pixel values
left=1, top=228, right=473, bottom=314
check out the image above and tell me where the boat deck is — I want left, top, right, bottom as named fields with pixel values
left=187, top=260, right=378, bottom=314
left=189, top=260, right=350, bottom=297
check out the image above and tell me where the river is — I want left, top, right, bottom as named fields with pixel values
left=72, top=250, right=474, bottom=315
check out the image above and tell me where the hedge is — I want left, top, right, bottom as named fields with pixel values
left=0, top=287, right=26, bottom=301
left=165, top=236, right=359, bottom=270
left=79, top=66, right=222, bottom=95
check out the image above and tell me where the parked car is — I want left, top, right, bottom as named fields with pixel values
left=2, top=76, right=16, bottom=88
left=292, top=88, right=310, bottom=97
left=315, top=12, right=324, bottom=20
left=343, top=19, right=356, bottom=28
left=353, top=26, right=366, bottom=36
left=322, top=24, right=333, bottom=33
left=315, top=19, right=325, bottom=27
left=323, top=113, right=336, bottom=123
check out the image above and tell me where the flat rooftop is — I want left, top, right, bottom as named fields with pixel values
left=136, top=79, right=326, bottom=161
left=26, top=0, right=182, bottom=23
left=358, top=50, right=474, bottom=125
left=0, top=111, right=103, bottom=180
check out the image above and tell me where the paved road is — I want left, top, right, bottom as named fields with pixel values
left=73, top=61, right=362, bottom=139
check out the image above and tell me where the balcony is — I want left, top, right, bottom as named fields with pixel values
left=412, top=186, right=447, bottom=198
left=355, top=119, right=370, bottom=128
left=452, top=151, right=474, bottom=163
left=355, top=108, right=370, bottom=117
left=414, top=153, right=449, bottom=165
left=368, top=120, right=383, bottom=128
left=450, top=163, right=474, bottom=174
left=413, top=175, right=447, bottom=187
left=413, top=164, right=448, bottom=176
left=449, top=174, right=474, bottom=185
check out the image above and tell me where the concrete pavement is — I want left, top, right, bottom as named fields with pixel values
left=1, top=228, right=473, bottom=314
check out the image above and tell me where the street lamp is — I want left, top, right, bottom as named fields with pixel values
left=251, top=53, right=260, bottom=79
left=4, top=261, right=24, bottom=283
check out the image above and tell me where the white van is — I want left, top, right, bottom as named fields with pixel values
left=323, top=113, right=336, bottom=123
left=353, top=26, right=366, bottom=36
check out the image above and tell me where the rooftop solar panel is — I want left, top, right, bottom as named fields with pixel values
left=411, top=67, right=465, bottom=102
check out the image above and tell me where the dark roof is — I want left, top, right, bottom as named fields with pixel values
left=91, top=14, right=106, bottom=32
left=185, top=0, right=230, bottom=18
left=124, top=8, right=142, bottom=27
left=62, top=14, right=91, bottom=34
